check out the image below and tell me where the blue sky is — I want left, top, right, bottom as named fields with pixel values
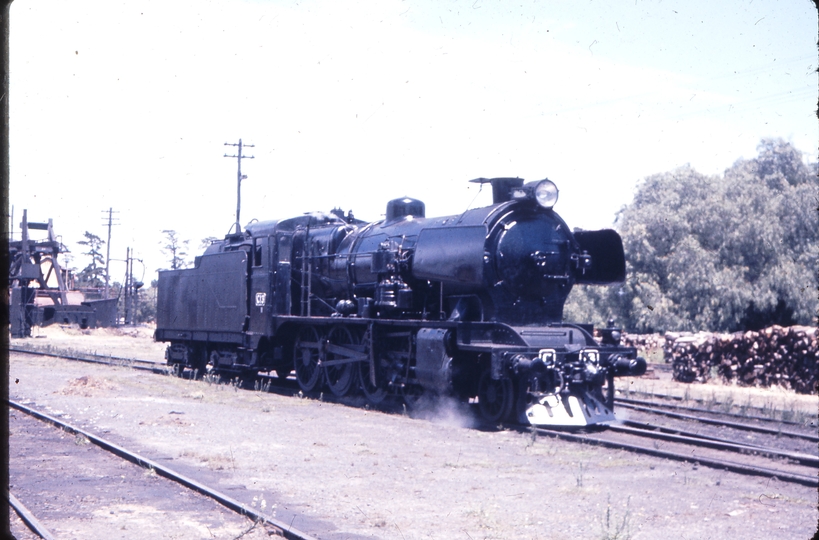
left=9, top=0, right=817, bottom=278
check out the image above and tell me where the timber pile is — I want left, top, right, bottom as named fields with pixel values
left=622, top=333, right=664, bottom=351
left=663, top=326, right=818, bottom=394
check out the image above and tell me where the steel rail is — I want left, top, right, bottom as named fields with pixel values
left=615, top=396, right=807, bottom=426
left=8, top=399, right=318, bottom=540
left=8, top=491, right=58, bottom=540
left=615, top=401, right=819, bottom=442
left=9, top=346, right=313, bottom=402
left=618, top=419, right=815, bottom=456
left=10, top=346, right=281, bottom=385
left=618, top=388, right=810, bottom=416
left=607, top=422, right=819, bottom=467
left=9, top=346, right=164, bottom=373
left=533, top=427, right=818, bottom=487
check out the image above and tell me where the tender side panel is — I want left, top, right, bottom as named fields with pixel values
left=157, top=250, right=248, bottom=334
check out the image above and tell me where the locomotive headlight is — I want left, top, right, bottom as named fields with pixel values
left=534, top=180, right=559, bottom=208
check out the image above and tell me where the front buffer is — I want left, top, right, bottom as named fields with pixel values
left=459, top=323, right=647, bottom=427
left=510, top=334, right=647, bottom=427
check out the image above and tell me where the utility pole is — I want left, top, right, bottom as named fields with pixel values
left=101, top=208, right=119, bottom=299
left=224, top=139, right=255, bottom=234
left=123, top=247, right=136, bottom=325
left=121, top=248, right=143, bottom=326
left=124, top=247, right=131, bottom=325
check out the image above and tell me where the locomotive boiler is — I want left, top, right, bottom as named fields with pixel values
left=155, top=177, right=646, bottom=426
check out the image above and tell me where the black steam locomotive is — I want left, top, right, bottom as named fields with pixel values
left=155, top=177, right=645, bottom=426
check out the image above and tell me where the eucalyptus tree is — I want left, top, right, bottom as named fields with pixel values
left=565, top=139, right=817, bottom=333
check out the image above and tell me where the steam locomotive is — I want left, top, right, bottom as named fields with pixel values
left=155, top=177, right=646, bottom=426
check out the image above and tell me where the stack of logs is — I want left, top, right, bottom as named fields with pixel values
left=648, top=326, right=817, bottom=394
left=621, top=333, right=665, bottom=352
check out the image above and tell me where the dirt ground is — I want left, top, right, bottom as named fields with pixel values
left=7, top=325, right=819, bottom=539
left=9, top=407, right=286, bottom=540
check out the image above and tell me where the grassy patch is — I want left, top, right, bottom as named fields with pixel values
left=599, top=493, right=632, bottom=540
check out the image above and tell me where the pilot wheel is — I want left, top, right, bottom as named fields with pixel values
left=477, top=370, right=514, bottom=423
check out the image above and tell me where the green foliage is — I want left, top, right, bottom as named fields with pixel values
left=110, top=279, right=157, bottom=324
left=134, top=280, right=158, bottom=323
left=563, top=285, right=618, bottom=329
left=159, top=229, right=190, bottom=270
left=565, top=139, right=817, bottom=333
left=76, top=231, right=106, bottom=288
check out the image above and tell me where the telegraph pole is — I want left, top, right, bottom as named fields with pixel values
left=101, top=208, right=119, bottom=299
left=224, top=139, right=255, bottom=234
left=122, top=247, right=142, bottom=325
left=124, top=247, right=131, bottom=325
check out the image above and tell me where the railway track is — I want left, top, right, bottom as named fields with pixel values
left=614, top=400, right=818, bottom=443
left=12, top=346, right=818, bottom=489
left=616, top=395, right=815, bottom=427
left=616, top=389, right=815, bottom=423
left=9, top=491, right=56, bottom=540
left=9, top=346, right=291, bottom=386
left=608, top=421, right=818, bottom=466
left=533, top=423, right=818, bottom=488
left=9, top=346, right=165, bottom=373
left=8, top=399, right=318, bottom=540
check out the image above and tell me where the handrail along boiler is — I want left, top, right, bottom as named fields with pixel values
left=155, top=177, right=646, bottom=425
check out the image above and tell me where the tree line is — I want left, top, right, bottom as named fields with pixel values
left=564, top=139, right=817, bottom=333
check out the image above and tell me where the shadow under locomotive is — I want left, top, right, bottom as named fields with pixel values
left=155, top=177, right=646, bottom=426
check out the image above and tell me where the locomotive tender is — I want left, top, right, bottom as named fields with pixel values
left=155, top=177, right=646, bottom=426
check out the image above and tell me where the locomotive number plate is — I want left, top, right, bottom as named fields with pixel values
left=255, top=292, right=266, bottom=306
